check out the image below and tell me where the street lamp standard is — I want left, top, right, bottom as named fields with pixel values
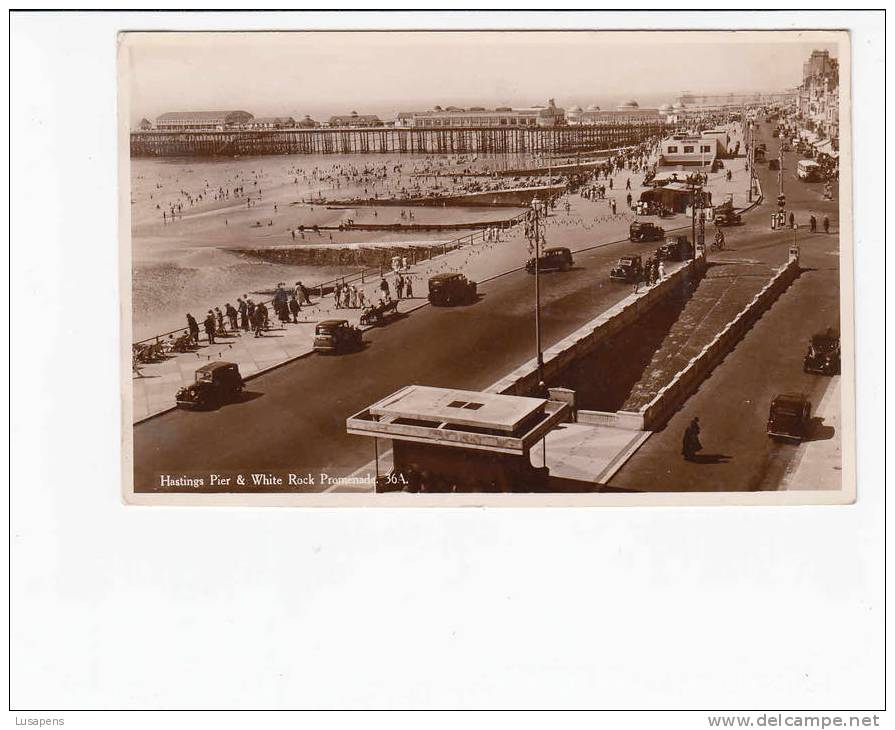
left=528, top=195, right=547, bottom=382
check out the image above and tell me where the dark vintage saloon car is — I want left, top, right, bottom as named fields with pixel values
left=767, top=393, right=813, bottom=442
left=655, top=236, right=693, bottom=262
left=176, top=361, right=244, bottom=410
left=428, top=272, right=477, bottom=306
left=768, top=158, right=780, bottom=171
left=713, top=202, right=743, bottom=226
left=803, top=328, right=840, bottom=375
left=629, top=221, right=665, bottom=242
left=313, top=319, right=363, bottom=354
left=526, top=246, right=574, bottom=274
left=610, top=254, right=643, bottom=283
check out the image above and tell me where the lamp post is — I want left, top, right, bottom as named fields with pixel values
left=528, top=195, right=546, bottom=382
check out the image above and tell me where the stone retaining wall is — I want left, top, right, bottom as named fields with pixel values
left=486, top=256, right=707, bottom=398
left=637, top=255, right=800, bottom=431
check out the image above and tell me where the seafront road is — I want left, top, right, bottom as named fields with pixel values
left=609, top=122, right=842, bottom=493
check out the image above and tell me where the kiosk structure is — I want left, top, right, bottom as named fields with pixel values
left=347, top=385, right=569, bottom=492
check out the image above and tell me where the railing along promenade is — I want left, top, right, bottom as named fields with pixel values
left=130, top=122, right=670, bottom=157
left=133, top=211, right=530, bottom=348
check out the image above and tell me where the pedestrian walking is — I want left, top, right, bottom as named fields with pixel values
left=238, top=298, right=249, bottom=330
left=657, top=260, right=666, bottom=281
left=405, top=277, right=413, bottom=298
left=380, top=277, right=390, bottom=299
left=186, top=313, right=199, bottom=345
left=252, top=306, right=265, bottom=337
left=334, top=282, right=342, bottom=309
left=204, top=311, right=216, bottom=344
left=289, top=295, right=300, bottom=323
left=626, top=178, right=631, bottom=190
left=295, top=281, right=311, bottom=305
left=682, top=417, right=703, bottom=461
left=788, top=211, right=795, bottom=229
left=823, top=216, right=830, bottom=234
left=225, top=303, right=238, bottom=331
left=396, top=275, right=405, bottom=299
left=214, top=307, right=225, bottom=335
left=626, top=192, right=633, bottom=208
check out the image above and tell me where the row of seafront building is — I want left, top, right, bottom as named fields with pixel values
left=136, top=92, right=796, bottom=133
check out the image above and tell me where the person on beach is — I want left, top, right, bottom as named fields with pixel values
left=204, top=311, right=216, bottom=345
left=186, top=313, right=199, bottom=346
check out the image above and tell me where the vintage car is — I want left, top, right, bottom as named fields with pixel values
left=610, top=255, right=643, bottom=283
left=767, top=393, right=813, bottom=442
left=803, top=328, right=841, bottom=375
left=654, top=236, right=692, bottom=262
left=754, top=148, right=766, bottom=162
left=428, top=272, right=477, bottom=306
left=629, top=221, right=665, bottom=242
left=525, top=246, right=574, bottom=274
left=713, top=202, right=743, bottom=227
left=175, top=361, right=244, bottom=410
left=313, top=319, right=363, bottom=354
left=768, top=158, right=780, bottom=171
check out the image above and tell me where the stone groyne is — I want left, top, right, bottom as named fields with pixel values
left=233, top=241, right=460, bottom=270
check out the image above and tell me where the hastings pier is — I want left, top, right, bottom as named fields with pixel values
left=130, top=122, right=670, bottom=157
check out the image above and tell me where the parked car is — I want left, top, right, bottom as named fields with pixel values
left=803, top=328, right=840, bottom=375
left=176, top=361, right=244, bottom=409
left=655, top=236, right=692, bottom=262
left=629, top=220, right=665, bottom=242
left=767, top=393, right=813, bottom=442
left=313, top=319, right=363, bottom=354
left=768, top=159, right=780, bottom=171
left=610, top=255, right=643, bottom=283
left=526, top=246, right=573, bottom=273
left=428, top=272, right=477, bottom=306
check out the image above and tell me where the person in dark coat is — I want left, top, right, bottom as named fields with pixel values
left=788, top=211, right=795, bottom=229
left=186, top=313, right=200, bottom=345
left=203, top=311, right=216, bottom=344
left=682, top=417, right=703, bottom=461
left=289, top=294, right=300, bottom=323
left=823, top=216, right=830, bottom=233
left=225, top=303, right=238, bottom=331
left=237, top=298, right=249, bottom=330
left=809, top=215, right=817, bottom=233
left=252, top=306, right=265, bottom=337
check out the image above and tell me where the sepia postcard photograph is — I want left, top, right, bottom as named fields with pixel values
left=120, top=29, right=854, bottom=505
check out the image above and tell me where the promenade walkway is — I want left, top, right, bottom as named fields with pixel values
left=132, top=149, right=751, bottom=423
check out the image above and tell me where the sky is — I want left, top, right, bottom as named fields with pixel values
left=122, top=31, right=841, bottom=123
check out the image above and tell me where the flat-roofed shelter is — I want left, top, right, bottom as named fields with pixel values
left=347, top=385, right=569, bottom=492
left=155, top=110, right=254, bottom=131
